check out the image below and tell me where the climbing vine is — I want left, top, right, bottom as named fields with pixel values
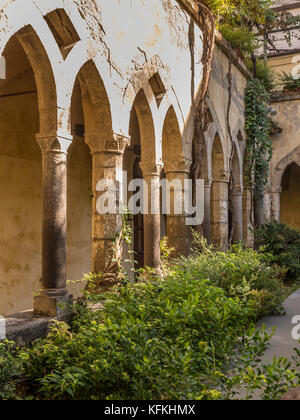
left=245, top=78, right=272, bottom=223
left=226, top=60, right=235, bottom=244
left=191, top=1, right=216, bottom=233
left=191, top=2, right=273, bottom=218
left=190, top=1, right=296, bottom=230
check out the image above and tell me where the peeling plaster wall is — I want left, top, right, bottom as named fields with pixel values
left=0, top=0, right=248, bottom=152
left=0, top=0, right=248, bottom=314
left=209, top=47, right=247, bottom=165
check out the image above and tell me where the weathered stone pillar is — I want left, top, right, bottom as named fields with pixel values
left=140, top=161, right=163, bottom=271
left=86, top=133, right=130, bottom=276
left=203, top=178, right=212, bottom=244
left=271, top=188, right=281, bottom=222
left=164, top=159, right=191, bottom=257
left=254, top=181, right=265, bottom=228
left=232, top=185, right=243, bottom=243
left=211, top=170, right=230, bottom=250
left=242, top=188, right=254, bottom=247
left=34, top=133, right=72, bottom=318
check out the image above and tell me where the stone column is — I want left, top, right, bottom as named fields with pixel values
left=86, top=133, right=130, bottom=276
left=164, top=159, right=191, bottom=257
left=271, top=188, right=281, bottom=222
left=203, top=178, right=212, bottom=244
left=211, top=170, right=230, bottom=250
left=139, top=161, right=163, bottom=271
left=232, top=185, right=243, bottom=243
left=34, top=133, right=73, bottom=319
left=242, top=188, right=254, bottom=247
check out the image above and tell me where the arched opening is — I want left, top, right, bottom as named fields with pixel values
left=162, top=106, right=183, bottom=164
left=237, top=130, right=244, bottom=148
left=162, top=106, right=188, bottom=255
left=242, top=151, right=253, bottom=246
left=123, top=106, right=144, bottom=276
left=280, top=162, right=300, bottom=230
left=191, top=136, right=209, bottom=242
left=229, top=144, right=243, bottom=244
left=67, top=78, right=92, bottom=297
left=0, top=34, right=42, bottom=315
left=68, top=60, right=113, bottom=283
left=134, top=90, right=157, bottom=163
left=210, top=134, right=228, bottom=249
left=131, top=89, right=161, bottom=270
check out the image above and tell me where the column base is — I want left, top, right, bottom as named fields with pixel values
left=33, top=292, right=73, bottom=320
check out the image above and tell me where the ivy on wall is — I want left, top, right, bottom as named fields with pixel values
left=245, top=78, right=272, bottom=196
left=192, top=1, right=284, bottom=228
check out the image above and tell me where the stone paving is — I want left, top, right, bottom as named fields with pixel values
left=258, top=288, right=300, bottom=364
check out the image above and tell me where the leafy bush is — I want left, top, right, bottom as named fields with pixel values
left=177, top=237, right=286, bottom=319
left=18, top=276, right=257, bottom=399
left=11, top=270, right=298, bottom=400
left=0, top=341, right=22, bottom=400
left=220, top=24, right=259, bottom=56
left=0, top=235, right=298, bottom=400
left=280, top=72, right=300, bottom=92
left=245, top=60, right=277, bottom=92
left=255, top=222, right=300, bottom=282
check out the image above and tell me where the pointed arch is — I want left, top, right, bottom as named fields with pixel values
left=211, top=133, right=226, bottom=180
left=162, top=106, right=184, bottom=166
left=1, top=25, right=58, bottom=134
left=272, top=145, right=300, bottom=193
left=74, top=60, right=113, bottom=149
left=204, top=97, right=226, bottom=160
left=230, top=143, right=243, bottom=244
left=0, top=29, right=47, bottom=314
left=133, top=88, right=159, bottom=163
left=211, top=133, right=229, bottom=250
left=232, top=119, right=246, bottom=144
left=231, top=142, right=243, bottom=188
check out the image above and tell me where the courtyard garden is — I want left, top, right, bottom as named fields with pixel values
left=1, top=222, right=300, bottom=400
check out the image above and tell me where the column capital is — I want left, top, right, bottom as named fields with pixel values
left=232, top=185, right=243, bottom=195
left=163, top=156, right=192, bottom=175
left=203, top=177, right=213, bottom=187
left=213, top=169, right=230, bottom=183
left=139, top=161, right=163, bottom=177
left=36, top=131, right=73, bottom=153
left=86, top=132, right=131, bottom=154
left=105, top=133, right=131, bottom=153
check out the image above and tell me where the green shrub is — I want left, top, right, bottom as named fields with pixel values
left=245, top=60, right=277, bottom=92
left=13, top=272, right=297, bottom=400
left=16, top=276, right=250, bottom=399
left=280, top=72, right=300, bottom=91
left=0, top=236, right=298, bottom=400
left=0, top=341, right=22, bottom=400
left=177, top=237, right=286, bottom=318
left=220, top=24, right=259, bottom=56
left=255, top=222, right=300, bottom=282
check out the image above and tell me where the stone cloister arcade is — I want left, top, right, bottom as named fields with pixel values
left=0, top=0, right=250, bottom=317
left=269, top=146, right=300, bottom=231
